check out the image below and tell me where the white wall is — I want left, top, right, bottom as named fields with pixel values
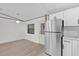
left=0, top=16, right=45, bottom=44
left=0, top=19, right=25, bottom=43
left=24, top=17, right=45, bottom=44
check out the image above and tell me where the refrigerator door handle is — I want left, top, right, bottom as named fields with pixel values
left=44, top=31, right=62, bottom=33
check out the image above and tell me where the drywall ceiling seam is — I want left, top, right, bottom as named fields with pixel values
left=0, top=16, right=15, bottom=19
left=0, top=12, right=25, bottom=22
left=24, top=15, right=45, bottom=22
left=0, top=16, right=24, bottom=21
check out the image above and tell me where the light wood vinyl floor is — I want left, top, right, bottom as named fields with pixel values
left=0, top=39, right=45, bottom=56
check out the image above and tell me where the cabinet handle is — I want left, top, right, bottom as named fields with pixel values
left=64, top=40, right=70, bottom=43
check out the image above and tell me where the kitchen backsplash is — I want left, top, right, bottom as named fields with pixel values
left=64, top=26, right=79, bottom=38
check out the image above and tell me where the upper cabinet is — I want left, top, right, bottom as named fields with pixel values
left=64, top=7, right=79, bottom=26
left=50, top=7, right=79, bottom=26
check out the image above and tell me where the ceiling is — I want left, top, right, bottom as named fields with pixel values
left=0, top=3, right=79, bottom=21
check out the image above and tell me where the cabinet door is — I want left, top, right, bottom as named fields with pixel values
left=64, top=8, right=78, bottom=26
left=63, top=40, right=72, bottom=56
left=73, top=40, right=79, bottom=56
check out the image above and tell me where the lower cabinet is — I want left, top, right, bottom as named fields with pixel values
left=63, top=38, right=79, bottom=56
left=63, top=39, right=73, bottom=56
left=72, top=40, right=79, bottom=56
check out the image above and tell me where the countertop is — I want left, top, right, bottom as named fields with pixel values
left=63, top=36, right=79, bottom=41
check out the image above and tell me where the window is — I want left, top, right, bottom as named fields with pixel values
left=40, top=23, right=45, bottom=34
left=27, top=24, right=34, bottom=34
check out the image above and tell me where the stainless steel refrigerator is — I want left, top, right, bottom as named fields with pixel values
left=45, top=16, right=64, bottom=56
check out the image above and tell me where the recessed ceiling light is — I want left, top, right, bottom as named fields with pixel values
left=16, top=20, right=20, bottom=24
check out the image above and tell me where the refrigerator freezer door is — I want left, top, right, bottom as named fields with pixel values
left=51, top=16, right=62, bottom=32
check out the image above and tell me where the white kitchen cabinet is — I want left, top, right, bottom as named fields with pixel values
left=63, top=39, right=73, bottom=56
left=50, top=7, right=79, bottom=26
left=64, top=7, right=79, bottom=26
left=63, top=38, right=79, bottom=56
left=72, top=40, right=79, bottom=56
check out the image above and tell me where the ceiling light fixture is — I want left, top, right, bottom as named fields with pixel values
left=16, top=20, right=20, bottom=24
